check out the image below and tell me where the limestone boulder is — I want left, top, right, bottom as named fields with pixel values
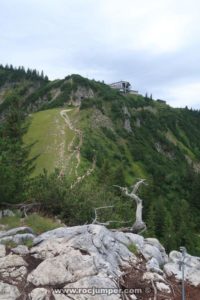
left=0, top=244, right=6, bottom=257
left=29, top=288, right=50, bottom=300
left=0, top=282, right=20, bottom=300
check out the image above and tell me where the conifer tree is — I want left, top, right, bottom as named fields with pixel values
left=0, top=96, right=35, bottom=206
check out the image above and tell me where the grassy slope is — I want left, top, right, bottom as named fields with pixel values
left=24, top=108, right=76, bottom=176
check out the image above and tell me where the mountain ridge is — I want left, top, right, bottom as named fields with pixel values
left=0, top=64, right=200, bottom=256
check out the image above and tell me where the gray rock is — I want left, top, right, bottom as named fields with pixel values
left=0, top=209, right=15, bottom=218
left=187, top=269, right=200, bottom=287
left=168, top=250, right=181, bottom=263
left=28, top=254, right=98, bottom=286
left=53, top=295, right=72, bottom=300
left=0, top=226, right=34, bottom=238
left=0, top=282, right=20, bottom=300
left=156, top=282, right=171, bottom=293
left=0, top=254, right=27, bottom=269
left=64, top=275, right=121, bottom=300
left=124, top=118, right=132, bottom=133
left=143, top=271, right=166, bottom=282
left=70, top=86, right=94, bottom=106
left=33, top=225, right=85, bottom=245
left=145, top=237, right=168, bottom=264
left=0, top=233, right=35, bottom=244
left=164, top=262, right=181, bottom=278
left=146, top=257, right=163, bottom=274
left=124, top=233, right=144, bottom=249
left=0, top=244, right=6, bottom=257
left=122, top=106, right=131, bottom=117
left=0, top=254, right=28, bottom=282
left=32, top=225, right=136, bottom=279
left=164, top=250, right=200, bottom=286
left=141, top=244, right=164, bottom=266
left=29, top=288, right=49, bottom=300
left=135, top=118, right=141, bottom=127
left=11, top=245, right=29, bottom=255
left=1, top=266, right=27, bottom=282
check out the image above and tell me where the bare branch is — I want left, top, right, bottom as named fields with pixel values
left=92, top=206, right=131, bottom=226
left=92, top=206, right=114, bottom=225
left=114, top=179, right=147, bottom=234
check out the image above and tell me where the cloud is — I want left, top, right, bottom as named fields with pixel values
left=0, top=0, right=200, bottom=108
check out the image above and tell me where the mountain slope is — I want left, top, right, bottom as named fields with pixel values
left=1, top=65, right=200, bottom=255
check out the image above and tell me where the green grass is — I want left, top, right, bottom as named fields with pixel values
left=1, top=240, right=18, bottom=248
left=25, top=214, right=61, bottom=234
left=24, top=108, right=76, bottom=176
left=166, top=130, right=196, bottom=160
left=0, top=213, right=62, bottom=235
left=128, top=243, right=138, bottom=255
left=0, top=215, right=21, bottom=229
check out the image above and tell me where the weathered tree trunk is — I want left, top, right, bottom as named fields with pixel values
left=114, top=179, right=147, bottom=234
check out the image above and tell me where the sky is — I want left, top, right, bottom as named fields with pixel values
left=1, top=0, right=200, bottom=108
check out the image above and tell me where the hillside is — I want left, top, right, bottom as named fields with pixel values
left=1, top=65, right=200, bottom=256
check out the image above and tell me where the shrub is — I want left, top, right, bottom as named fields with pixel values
left=25, top=213, right=61, bottom=234
left=128, top=243, right=138, bottom=255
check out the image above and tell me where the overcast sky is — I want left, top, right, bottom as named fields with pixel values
left=1, top=0, right=200, bottom=108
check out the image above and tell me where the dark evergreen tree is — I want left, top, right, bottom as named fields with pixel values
left=0, top=96, right=35, bottom=205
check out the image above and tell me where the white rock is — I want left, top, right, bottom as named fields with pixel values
left=33, top=225, right=84, bottom=244
left=169, top=250, right=182, bottom=263
left=9, top=266, right=27, bottom=279
left=30, top=238, right=83, bottom=260
left=125, top=233, right=144, bottom=249
left=0, top=265, right=27, bottom=283
left=0, top=282, right=20, bottom=300
left=142, top=244, right=164, bottom=266
left=0, top=244, right=6, bottom=257
left=27, top=255, right=73, bottom=286
left=114, top=232, right=144, bottom=250
left=64, top=275, right=121, bottom=300
left=184, top=253, right=200, bottom=269
left=0, top=233, right=35, bottom=244
left=53, top=294, right=75, bottom=300
left=163, top=262, right=181, bottom=279
left=164, top=251, right=200, bottom=287
left=146, top=257, right=163, bottom=274
left=156, top=282, right=171, bottom=293
left=28, top=254, right=98, bottom=286
left=145, top=238, right=165, bottom=252
left=11, top=245, right=29, bottom=255
left=29, top=288, right=49, bottom=300
left=0, top=226, right=34, bottom=238
left=0, top=254, right=27, bottom=269
left=0, top=209, right=15, bottom=218
left=145, top=238, right=168, bottom=264
left=143, top=271, right=166, bottom=282
left=129, top=295, right=137, bottom=300
left=187, top=269, right=200, bottom=287
left=31, top=224, right=136, bottom=280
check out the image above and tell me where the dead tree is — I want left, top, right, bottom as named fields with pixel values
left=92, top=206, right=131, bottom=226
left=114, top=179, right=147, bottom=234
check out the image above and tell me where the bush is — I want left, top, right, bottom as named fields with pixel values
left=128, top=243, right=138, bottom=255
left=25, top=213, right=61, bottom=234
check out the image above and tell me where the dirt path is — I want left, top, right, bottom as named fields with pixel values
left=60, top=109, right=81, bottom=175
left=60, top=109, right=95, bottom=185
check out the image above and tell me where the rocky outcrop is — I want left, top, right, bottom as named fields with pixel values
left=0, top=224, right=199, bottom=299
left=122, top=105, right=133, bottom=133
left=0, top=226, right=35, bottom=244
left=0, top=282, right=20, bottom=300
left=164, top=250, right=200, bottom=287
left=70, top=86, right=94, bottom=106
